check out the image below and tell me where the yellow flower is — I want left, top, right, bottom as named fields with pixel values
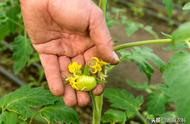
left=91, top=63, right=102, bottom=74
left=92, top=57, right=108, bottom=66
left=66, top=76, right=80, bottom=90
left=98, top=72, right=107, bottom=81
left=99, top=60, right=108, bottom=66
left=89, top=57, right=108, bottom=74
left=68, top=62, right=82, bottom=75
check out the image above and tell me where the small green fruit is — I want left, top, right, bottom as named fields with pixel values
left=72, top=75, right=97, bottom=91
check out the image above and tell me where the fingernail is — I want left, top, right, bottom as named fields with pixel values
left=112, top=51, right=120, bottom=62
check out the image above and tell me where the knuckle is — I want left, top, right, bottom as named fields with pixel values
left=64, top=97, right=77, bottom=107
left=78, top=93, right=90, bottom=107
left=96, top=9, right=104, bottom=18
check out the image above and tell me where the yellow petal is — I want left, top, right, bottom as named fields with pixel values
left=68, top=62, right=82, bottom=74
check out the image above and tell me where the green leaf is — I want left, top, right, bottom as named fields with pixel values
left=147, top=91, right=167, bottom=116
left=125, top=21, right=143, bottom=37
left=12, top=35, right=33, bottom=74
left=0, top=86, right=60, bottom=120
left=120, top=47, right=165, bottom=80
left=39, top=105, right=79, bottom=124
left=0, top=20, right=10, bottom=41
left=0, top=112, right=18, bottom=124
left=0, top=0, right=23, bottom=41
left=172, top=22, right=190, bottom=42
left=183, top=2, right=190, bottom=10
left=143, top=26, right=158, bottom=39
left=163, top=51, right=190, bottom=123
left=162, top=0, right=173, bottom=17
left=104, top=88, right=144, bottom=116
left=5, top=3, right=21, bottom=33
left=102, top=109, right=126, bottom=124
left=126, top=80, right=149, bottom=91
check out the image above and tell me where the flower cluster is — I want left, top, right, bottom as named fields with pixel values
left=66, top=57, right=108, bottom=91
left=89, top=57, right=108, bottom=81
left=68, top=62, right=82, bottom=75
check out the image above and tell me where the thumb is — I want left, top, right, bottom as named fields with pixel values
left=89, top=6, right=119, bottom=64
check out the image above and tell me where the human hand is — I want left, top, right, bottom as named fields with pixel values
left=20, top=0, right=119, bottom=107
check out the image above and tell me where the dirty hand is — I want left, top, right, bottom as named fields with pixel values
left=20, top=0, right=119, bottom=107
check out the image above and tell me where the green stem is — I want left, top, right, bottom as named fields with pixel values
left=99, top=0, right=107, bottom=16
left=91, top=1, right=108, bottom=124
left=92, top=94, right=103, bottom=124
left=136, top=111, right=147, bottom=124
left=114, top=38, right=173, bottom=51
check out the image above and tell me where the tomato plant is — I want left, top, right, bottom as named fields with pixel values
left=0, top=0, right=190, bottom=124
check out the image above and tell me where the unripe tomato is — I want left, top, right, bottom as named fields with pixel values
left=71, top=75, right=97, bottom=91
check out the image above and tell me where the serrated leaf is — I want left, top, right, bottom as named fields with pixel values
left=126, top=80, right=149, bottom=91
left=163, top=51, right=190, bottom=123
left=147, top=92, right=167, bottom=116
left=0, top=112, right=18, bottom=124
left=104, top=88, right=144, bottom=115
left=143, top=26, right=158, bottom=39
left=125, top=21, right=142, bottom=37
left=5, top=4, right=21, bottom=33
left=0, top=0, right=22, bottom=37
left=162, top=0, right=173, bottom=17
left=172, top=22, right=190, bottom=42
left=120, top=47, right=165, bottom=80
left=183, top=2, right=190, bottom=10
left=0, top=21, right=10, bottom=41
left=0, top=86, right=60, bottom=120
left=12, top=35, right=33, bottom=74
left=39, top=105, right=79, bottom=124
left=102, top=109, right=126, bottom=124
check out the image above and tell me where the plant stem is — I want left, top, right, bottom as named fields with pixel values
left=136, top=111, right=147, bottom=124
left=114, top=38, right=173, bottom=51
left=91, top=1, right=108, bottom=124
left=99, top=0, right=107, bottom=16
left=92, top=94, right=103, bottom=124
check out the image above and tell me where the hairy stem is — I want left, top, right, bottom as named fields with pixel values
left=91, top=1, right=108, bottom=124
left=114, top=38, right=173, bottom=51
left=92, top=94, right=103, bottom=124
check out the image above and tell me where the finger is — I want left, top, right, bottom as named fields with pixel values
left=72, top=55, right=90, bottom=106
left=89, top=6, right=119, bottom=64
left=59, top=56, right=71, bottom=79
left=84, top=46, right=97, bottom=64
left=40, top=54, right=64, bottom=96
left=63, top=85, right=77, bottom=107
left=84, top=47, right=105, bottom=96
left=77, top=91, right=90, bottom=107
left=92, top=84, right=105, bottom=96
